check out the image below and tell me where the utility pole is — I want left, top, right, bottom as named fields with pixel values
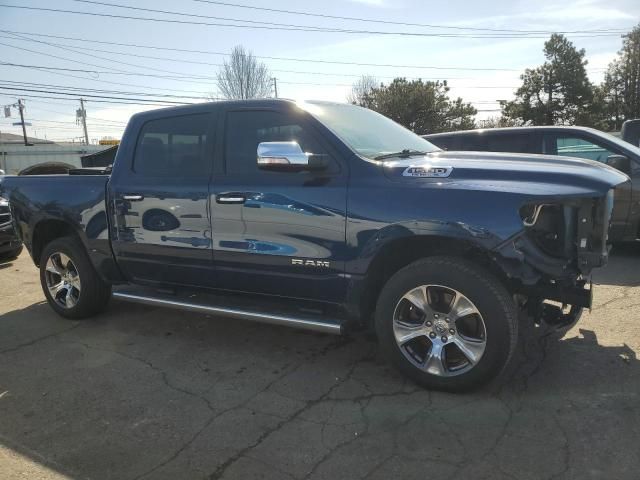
left=17, top=99, right=27, bottom=146
left=78, top=98, right=89, bottom=145
left=272, top=77, right=278, bottom=98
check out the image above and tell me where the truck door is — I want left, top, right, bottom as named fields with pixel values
left=543, top=131, right=633, bottom=241
left=108, top=112, right=217, bottom=287
left=210, top=107, right=348, bottom=303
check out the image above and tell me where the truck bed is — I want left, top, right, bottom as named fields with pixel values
left=0, top=173, right=113, bottom=272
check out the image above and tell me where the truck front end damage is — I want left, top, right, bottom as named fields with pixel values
left=493, top=189, right=615, bottom=330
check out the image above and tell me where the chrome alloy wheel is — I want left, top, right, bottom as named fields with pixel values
left=392, top=285, right=487, bottom=377
left=44, top=252, right=81, bottom=309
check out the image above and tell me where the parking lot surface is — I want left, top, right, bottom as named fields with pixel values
left=1, top=247, right=639, bottom=480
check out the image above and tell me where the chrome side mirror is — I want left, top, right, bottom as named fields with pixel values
left=257, top=142, right=328, bottom=171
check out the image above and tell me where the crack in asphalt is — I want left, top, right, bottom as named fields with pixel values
left=0, top=322, right=82, bottom=355
left=55, top=338, right=302, bottom=480
left=206, top=358, right=365, bottom=480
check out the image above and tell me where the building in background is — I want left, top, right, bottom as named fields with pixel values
left=1, top=132, right=111, bottom=175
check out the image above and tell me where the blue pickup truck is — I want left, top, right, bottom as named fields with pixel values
left=0, top=100, right=628, bottom=391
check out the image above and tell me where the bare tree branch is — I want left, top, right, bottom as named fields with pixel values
left=215, top=45, right=273, bottom=100
left=347, top=75, right=378, bottom=106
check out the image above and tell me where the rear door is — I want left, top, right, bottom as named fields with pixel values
left=209, top=106, right=348, bottom=303
left=109, top=112, right=217, bottom=287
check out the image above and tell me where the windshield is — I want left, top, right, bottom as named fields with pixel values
left=299, top=101, right=440, bottom=160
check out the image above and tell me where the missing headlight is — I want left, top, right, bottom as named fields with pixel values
left=520, top=204, right=575, bottom=258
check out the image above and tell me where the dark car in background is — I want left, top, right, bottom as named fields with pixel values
left=424, top=126, right=640, bottom=242
left=0, top=193, right=22, bottom=261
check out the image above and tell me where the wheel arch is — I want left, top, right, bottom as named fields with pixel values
left=345, top=234, right=512, bottom=327
left=31, top=219, right=81, bottom=266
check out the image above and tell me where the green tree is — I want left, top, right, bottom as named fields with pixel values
left=620, top=24, right=640, bottom=120
left=502, top=34, right=594, bottom=126
left=593, top=61, right=625, bottom=130
left=359, top=78, right=476, bottom=134
left=589, top=23, right=640, bottom=130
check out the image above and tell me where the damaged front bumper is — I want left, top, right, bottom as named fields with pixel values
left=491, top=190, right=615, bottom=325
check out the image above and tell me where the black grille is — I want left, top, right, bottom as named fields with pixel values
left=0, top=204, right=11, bottom=226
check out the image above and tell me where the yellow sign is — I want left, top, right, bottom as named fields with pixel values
left=99, top=139, right=120, bottom=146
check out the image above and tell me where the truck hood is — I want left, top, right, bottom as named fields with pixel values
left=382, top=150, right=629, bottom=197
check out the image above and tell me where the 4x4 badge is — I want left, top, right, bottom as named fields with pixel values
left=403, top=165, right=453, bottom=178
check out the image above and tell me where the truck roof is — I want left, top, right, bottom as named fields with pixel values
left=424, top=125, right=606, bottom=138
left=129, top=98, right=351, bottom=121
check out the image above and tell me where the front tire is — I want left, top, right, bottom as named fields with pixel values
left=40, top=236, right=111, bottom=319
left=375, top=256, right=518, bottom=392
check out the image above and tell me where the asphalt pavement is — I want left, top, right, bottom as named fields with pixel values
left=1, top=246, right=639, bottom=480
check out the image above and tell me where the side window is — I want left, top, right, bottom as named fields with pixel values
left=134, top=113, right=211, bottom=176
left=551, top=135, right=617, bottom=163
left=225, top=110, right=326, bottom=174
left=459, top=134, right=489, bottom=151
left=486, top=133, right=531, bottom=153
left=430, top=136, right=452, bottom=150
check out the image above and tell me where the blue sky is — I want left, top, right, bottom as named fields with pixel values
left=0, top=0, right=638, bottom=142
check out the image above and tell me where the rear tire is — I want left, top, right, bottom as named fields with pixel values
left=40, top=236, right=111, bottom=319
left=0, top=245, right=22, bottom=262
left=375, top=256, right=518, bottom=392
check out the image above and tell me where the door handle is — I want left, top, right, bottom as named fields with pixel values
left=122, top=194, right=144, bottom=201
left=216, top=194, right=246, bottom=204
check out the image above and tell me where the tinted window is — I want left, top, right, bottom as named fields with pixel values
left=459, top=134, right=489, bottom=151
left=134, top=114, right=210, bottom=176
left=225, top=110, right=325, bottom=174
left=552, top=135, right=616, bottom=163
left=486, top=133, right=530, bottom=153
left=428, top=136, right=454, bottom=150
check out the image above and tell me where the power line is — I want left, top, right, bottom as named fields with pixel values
left=188, top=0, right=631, bottom=34
left=0, top=86, right=193, bottom=104
left=0, top=32, right=218, bottom=81
left=0, top=3, right=626, bottom=39
left=5, top=117, right=127, bottom=129
left=0, top=80, right=211, bottom=100
left=0, top=61, right=216, bottom=94
left=2, top=29, right=609, bottom=74
left=71, top=0, right=628, bottom=37
left=0, top=33, right=474, bottom=81
left=0, top=88, right=193, bottom=107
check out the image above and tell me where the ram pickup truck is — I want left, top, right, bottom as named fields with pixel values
left=0, top=100, right=628, bottom=391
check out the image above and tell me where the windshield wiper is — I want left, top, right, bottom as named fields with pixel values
left=374, top=149, right=428, bottom=161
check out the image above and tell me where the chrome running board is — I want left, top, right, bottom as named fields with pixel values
left=112, top=291, right=342, bottom=335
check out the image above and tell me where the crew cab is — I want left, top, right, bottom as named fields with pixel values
left=0, top=100, right=628, bottom=391
left=424, top=126, right=640, bottom=242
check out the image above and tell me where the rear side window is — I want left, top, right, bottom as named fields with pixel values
left=486, top=133, right=531, bottom=153
left=224, top=110, right=326, bottom=174
left=428, top=136, right=453, bottom=150
left=134, top=113, right=211, bottom=176
left=459, top=134, right=489, bottom=151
